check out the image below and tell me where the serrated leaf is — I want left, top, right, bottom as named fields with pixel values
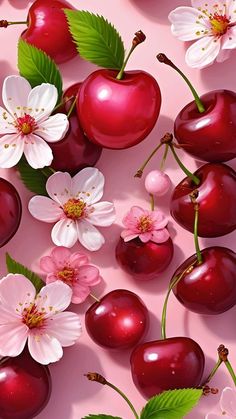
left=64, top=10, right=125, bottom=69
left=18, top=39, right=63, bottom=100
left=17, top=157, right=52, bottom=195
left=140, top=388, right=202, bottom=419
left=82, top=415, right=122, bottom=419
left=6, top=253, right=45, bottom=293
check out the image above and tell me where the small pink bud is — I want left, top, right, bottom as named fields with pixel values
left=145, top=170, right=171, bottom=196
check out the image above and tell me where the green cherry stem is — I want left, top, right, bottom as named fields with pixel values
left=190, top=191, right=203, bottom=264
left=160, top=143, right=169, bottom=171
left=134, top=142, right=163, bottom=178
left=85, top=373, right=139, bottom=419
left=169, top=144, right=200, bottom=186
left=218, top=345, right=236, bottom=386
left=67, top=96, right=77, bottom=118
left=203, top=358, right=223, bottom=386
left=0, top=20, right=27, bottom=27
left=117, top=30, right=146, bottom=80
left=225, top=360, right=236, bottom=386
left=150, top=194, right=155, bottom=211
left=53, top=95, right=74, bottom=112
left=157, top=53, right=205, bottom=114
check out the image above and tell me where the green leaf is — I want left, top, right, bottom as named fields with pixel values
left=64, top=10, right=125, bottom=69
left=82, top=415, right=122, bottom=419
left=140, top=388, right=203, bottom=419
left=18, top=39, right=63, bottom=100
left=17, top=157, right=53, bottom=195
left=6, top=253, right=45, bottom=293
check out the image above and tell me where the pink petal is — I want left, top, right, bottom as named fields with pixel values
left=220, top=387, right=236, bottom=416
left=72, top=167, right=104, bottom=205
left=24, top=134, right=53, bottom=169
left=0, top=106, right=16, bottom=134
left=36, top=280, right=72, bottom=314
left=51, top=219, right=78, bottom=248
left=45, top=274, right=58, bottom=284
left=0, top=323, right=28, bottom=357
left=151, top=211, right=168, bottom=229
left=72, top=283, right=90, bottom=303
left=130, top=206, right=145, bottom=219
left=76, top=220, right=105, bottom=251
left=0, top=133, right=24, bottom=168
left=205, top=415, right=224, bottom=419
left=222, top=27, right=236, bottom=49
left=169, top=6, right=208, bottom=41
left=28, top=196, right=63, bottom=222
left=216, top=48, right=231, bottom=62
left=45, top=312, right=82, bottom=345
left=69, top=252, right=89, bottom=267
left=40, top=256, right=57, bottom=273
left=0, top=274, right=36, bottom=311
left=139, top=232, right=152, bottom=243
left=46, top=171, right=72, bottom=206
left=77, top=265, right=101, bottom=285
left=87, top=201, right=116, bottom=226
left=27, top=83, right=58, bottom=123
left=28, top=332, right=63, bottom=364
left=50, top=246, right=72, bottom=268
left=35, top=113, right=69, bottom=143
left=185, top=36, right=221, bottom=68
left=2, top=76, right=31, bottom=117
left=151, top=228, right=170, bottom=243
left=121, top=230, right=139, bottom=242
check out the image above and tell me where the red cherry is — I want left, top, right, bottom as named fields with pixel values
left=0, top=178, right=22, bottom=248
left=115, top=237, right=174, bottom=280
left=130, top=337, right=205, bottom=399
left=172, top=247, right=236, bottom=315
left=85, top=289, right=149, bottom=349
left=76, top=69, right=161, bottom=149
left=0, top=350, right=51, bottom=419
left=170, top=163, right=236, bottom=237
left=50, top=83, right=102, bottom=175
left=21, top=0, right=77, bottom=64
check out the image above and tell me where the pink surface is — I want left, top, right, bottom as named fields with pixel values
left=0, top=0, right=236, bottom=418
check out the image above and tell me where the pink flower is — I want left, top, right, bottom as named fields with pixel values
left=121, top=206, right=170, bottom=244
left=206, top=387, right=236, bottom=418
left=40, top=246, right=101, bottom=304
left=28, top=168, right=116, bottom=251
left=0, top=76, right=69, bottom=169
left=169, top=0, right=236, bottom=68
left=0, top=274, right=82, bottom=365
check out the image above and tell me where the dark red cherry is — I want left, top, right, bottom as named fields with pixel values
left=115, top=237, right=174, bottom=280
left=130, top=337, right=205, bottom=399
left=170, top=163, right=236, bottom=237
left=85, top=289, right=149, bottom=349
left=0, top=350, right=51, bottom=419
left=0, top=178, right=22, bottom=248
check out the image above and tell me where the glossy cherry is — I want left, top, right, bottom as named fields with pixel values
left=0, top=178, right=22, bottom=248
left=130, top=337, right=205, bottom=399
left=170, top=163, right=236, bottom=237
left=0, top=350, right=51, bottom=419
left=85, top=289, right=149, bottom=349
left=50, top=83, right=102, bottom=174
left=115, top=237, right=174, bottom=280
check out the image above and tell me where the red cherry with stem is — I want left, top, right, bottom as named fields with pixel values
left=0, top=350, right=51, bottom=419
left=85, top=289, right=149, bottom=349
left=0, top=178, right=22, bottom=248
left=157, top=54, right=236, bottom=163
left=77, top=31, right=161, bottom=149
left=0, top=0, right=77, bottom=64
left=50, top=83, right=102, bottom=175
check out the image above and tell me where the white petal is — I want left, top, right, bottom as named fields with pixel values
left=0, top=274, right=36, bottom=309
left=36, top=280, right=72, bottom=313
left=205, top=415, right=225, bottom=419
left=45, top=312, right=82, bottom=346
left=169, top=7, right=209, bottom=41
left=27, top=84, right=58, bottom=123
left=191, top=0, right=225, bottom=14
left=28, top=333, right=63, bottom=365
left=2, top=76, right=31, bottom=117
left=0, top=107, right=16, bottom=134
left=77, top=220, right=105, bottom=251
left=87, top=201, right=116, bottom=226
left=0, top=133, right=24, bottom=168
left=185, top=36, right=221, bottom=68
left=72, top=167, right=104, bottom=205
left=227, top=0, right=236, bottom=22
left=23, top=134, right=53, bottom=169
left=35, top=113, right=69, bottom=143
left=46, top=172, right=72, bottom=205
left=0, top=323, right=28, bottom=357
left=28, top=196, right=63, bottom=222
left=220, top=387, right=236, bottom=416
left=51, top=219, right=78, bottom=248
left=222, top=27, right=236, bottom=49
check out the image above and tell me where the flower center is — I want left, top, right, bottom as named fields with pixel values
left=57, top=267, right=76, bottom=285
left=63, top=198, right=86, bottom=220
left=15, top=114, right=37, bottom=135
left=210, top=13, right=230, bottom=35
left=22, top=304, right=45, bottom=329
left=138, top=216, right=153, bottom=233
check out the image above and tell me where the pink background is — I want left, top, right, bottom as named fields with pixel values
left=0, top=0, right=236, bottom=417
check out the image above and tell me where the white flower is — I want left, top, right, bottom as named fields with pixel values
left=28, top=168, right=116, bottom=251
left=169, top=0, right=236, bottom=68
left=0, top=274, right=82, bottom=365
left=206, top=387, right=236, bottom=418
left=0, top=75, right=69, bottom=169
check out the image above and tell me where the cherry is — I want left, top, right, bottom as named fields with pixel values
left=130, top=337, right=205, bottom=399
left=0, top=178, right=22, bottom=248
left=145, top=169, right=171, bottom=196
left=85, top=289, right=149, bottom=349
left=172, top=247, right=236, bottom=315
left=0, top=350, right=51, bottom=419
left=115, top=237, right=174, bottom=280
left=50, top=83, right=102, bottom=175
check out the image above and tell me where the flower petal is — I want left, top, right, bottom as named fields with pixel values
left=28, top=333, right=63, bottom=364
left=77, top=265, right=101, bottom=285
left=0, top=107, right=16, bottom=134
left=28, top=196, right=63, bottom=222
left=0, top=133, right=24, bottom=168
left=220, top=387, right=236, bottom=416
left=216, top=48, right=231, bottom=62
left=0, top=274, right=36, bottom=311
left=2, top=76, right=31, bottom=117
left=50, top=246, right=72, bottom=268
left=23, top=134, right=53, bottom=169
left=72, top=167, right=104, bottom=205
left=121, top=231, right=139, bottom=242
left=227, top=0, right=236, bottom=22
left=169, top=7, right=209, bottom=41
left=35, top=113, right=69, bottom=143
left=151, top=228, right=170, bottom=243
left=51, top=219, right=78, bottom=248
left=69, top=252, right=89, bottom=267
left=36, top=280, right=72, bottom=313
left=40, top=256, right=57, bottom=274
left=87, top=201, right=116, bottom=226
left=185, top=36, right=221, bottom=68
left=0, top=323, right=28, bottom=357
left=45, top=312, right=82, bottom=346
left=77, top=220, right=105, bottom=251
left=46, top=172, right=72, bottom=205
left=71, top=283, right=90, bottom=303
left=27, top=84, right=58, bottom=123
left=139, top=232, right=152, bottom=243
left=222, top=27, right=236, bottom=49
left=205, top=414, right=225, bottom=419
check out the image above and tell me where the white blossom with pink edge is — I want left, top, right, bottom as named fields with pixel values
left=205, top=387, right=236, bottom=418
left=169, top=0, right=236, bottom=68
left=121, top=206, right=170, bottom=243
left=40, top=246, right=101, bottom=304
left=28, top=168, right=116, bottom=251
left=0, top=75, right=69, bottom=169
left=0, top=274, right=82, bottom=365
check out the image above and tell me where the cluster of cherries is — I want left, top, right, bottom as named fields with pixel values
left=0, top=1, right=236, bottom=418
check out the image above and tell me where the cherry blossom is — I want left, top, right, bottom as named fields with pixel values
left=206, top=387, right=236, bottom=418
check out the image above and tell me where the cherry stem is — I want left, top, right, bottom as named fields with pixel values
left=85, top=372, right=139, bottom=419
left=190, top=191, right=202, bottom=264
left=157, top=53, right=205, bottom=114
left=134, top=142, right=163, bottom=178
left=169, top=144, right=200, bottom=186
left=218, top=344, right=236, bottom=387
left=116, top=30, right=146, bottom=80
left=89, top=293, right=100, bottom=303
left=161, top=260, right=198, bottom=340
left=150, top=194, right=155, bottom=211
left=53, top=95, right=74, bottom=112
left=0, top=20, right=27, bottom=27
left=160, top=143, right=169, bottom=171
left=67, top=96, right=77, bottom=118
left=203, top=358, right=222, bottom=385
